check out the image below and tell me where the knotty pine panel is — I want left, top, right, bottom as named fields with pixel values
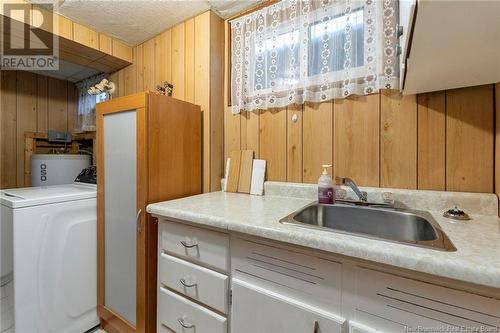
left=185, top=18, right=196, bottom=104
left=446, top=85, right=494, bottom=193
left=380, top=91, right=417, bottom=189
left=36, top=75, right=48, bottom=132
left=172, top=23, right=186, bottom=100
left=242, top=110, right=260, bottom=158
left=47, top=77, right=68, bottom=132
left=123, top=46, right=139, bottom=95
left=260, top=108, right=287, bottom=181
left=209, top=11, right=226, bottom=190
left=334, top=94, right=380, bottom=187
left=225, top=110, right=241, bottom=162
left=417, top=91, right=446, bottom=191
left=303, top=102, right=333, bottom=184
left=143, top=38, right=156, bottom=92
left=135, top=44, right=144, bottom=92
left=16, top=71, right=37, bottom=187
left=155, top=30, right=172, bottom=84
left=194, top=11, right=211, bottom=191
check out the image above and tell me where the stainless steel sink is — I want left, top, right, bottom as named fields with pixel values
left=280, top=203, right=456, bottom=251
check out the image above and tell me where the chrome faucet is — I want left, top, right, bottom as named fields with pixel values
left=335, top=177, right=368, bottom=202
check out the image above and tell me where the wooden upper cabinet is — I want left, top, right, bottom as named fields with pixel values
left=29, top=7, right=73, bottom=40
left=3, top=4, right=132, bottom=72
left=57, top=15, right=73, bottom=39
left=112, top=39, right=133, bottom=63
left=73, top=23, right=99, bottom=49
left=99, top=33, right=112, bottom=54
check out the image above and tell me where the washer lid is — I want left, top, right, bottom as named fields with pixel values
left=0, top=184, right=96, bottom=208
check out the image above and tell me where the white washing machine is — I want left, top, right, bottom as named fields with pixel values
left=0, top=167, right=99, bottom=333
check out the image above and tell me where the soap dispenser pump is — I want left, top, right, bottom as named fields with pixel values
left=318, top=164, right=335, bottom=204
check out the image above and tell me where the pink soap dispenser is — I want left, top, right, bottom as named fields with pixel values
left=318, top=164, right=335, bottom=204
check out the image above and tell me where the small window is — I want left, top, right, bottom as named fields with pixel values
left=231, top=0, right=399, bottom=113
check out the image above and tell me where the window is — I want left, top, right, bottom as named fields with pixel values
left=308, top=9, right=364, bottom=76
left=231, top=0, right=399, bottom=114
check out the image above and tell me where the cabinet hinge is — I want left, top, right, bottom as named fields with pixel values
left=229, top=289, right=232, bottom=305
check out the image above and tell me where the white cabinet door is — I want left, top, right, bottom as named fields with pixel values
left=231, top=278, right=346, bottom=333
left=350, top=267, right=500, bottom=332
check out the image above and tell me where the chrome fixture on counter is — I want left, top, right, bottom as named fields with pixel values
left=335, top=177, right=368, bottom=202
left=443, top=206, right=471, bottom=221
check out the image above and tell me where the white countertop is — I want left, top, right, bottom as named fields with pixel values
left=147, top=182, right=500, bottom=290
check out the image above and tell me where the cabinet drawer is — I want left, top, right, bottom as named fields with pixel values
left=158, top=219, right=229, bottom=272
left=231, top=236, right=342, bottom=313
left=231, top=278, right=346, bottom=333
left=352, top=267, right=500, bottom=332
left=158, top=252, right=229, bottom=313
left=157, top=287, right=227, bottom=333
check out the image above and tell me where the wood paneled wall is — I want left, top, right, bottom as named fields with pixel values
left=0, top=70, right=77, bottom=189
left=110, top=11, right=225, bottom=192
left=225, top=84, right=496, bottom=193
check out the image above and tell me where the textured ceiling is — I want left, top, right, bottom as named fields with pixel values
left=45, top=0, right=263, bottom=46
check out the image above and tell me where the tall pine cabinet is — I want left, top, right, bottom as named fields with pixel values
left=96, top=92, right=201, bottom=333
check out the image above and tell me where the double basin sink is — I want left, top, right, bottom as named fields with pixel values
left=280, top=202, right=456, bottom=251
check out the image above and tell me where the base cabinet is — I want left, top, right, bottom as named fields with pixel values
left=348, top=267, right=500, bottom=332
left=156, top=221, right=500, bottom=333
left=231, top=279, right=346, bottom=333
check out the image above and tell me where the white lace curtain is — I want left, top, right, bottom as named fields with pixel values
left=75, top=73, right=106, bottom=132
left=231, top=0, right=399, bottom=114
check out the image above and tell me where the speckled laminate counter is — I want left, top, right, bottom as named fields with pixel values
left=147, top=182, right=500, bottom=289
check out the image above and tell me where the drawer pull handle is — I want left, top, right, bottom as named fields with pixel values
left=179, top=278, right=197, bottom=288
left=180, top=240, right=198, bottom=248
left=178, top=317, right=194, bottom=329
